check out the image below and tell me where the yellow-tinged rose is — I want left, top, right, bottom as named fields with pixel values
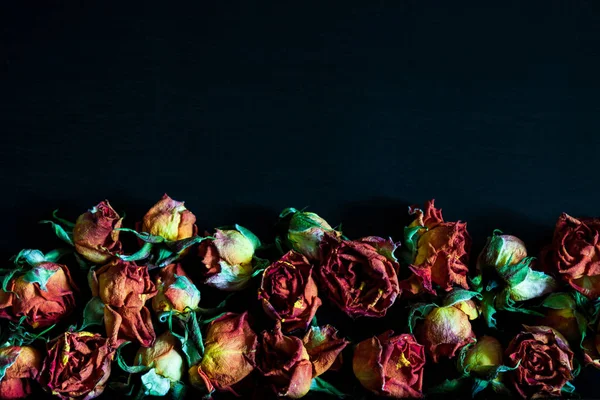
left=463, top=336, right=503, bottom=376
left=141, top=194, right=197, bottom=241
left=135, top=332, right=184, bottom=382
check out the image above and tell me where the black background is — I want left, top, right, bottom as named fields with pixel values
left=1, top=2, right=600, bottom=399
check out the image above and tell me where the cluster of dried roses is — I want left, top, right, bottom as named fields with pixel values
left=0, top=195, right=599, bottom=399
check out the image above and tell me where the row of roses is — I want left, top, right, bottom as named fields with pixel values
left=0, top=194, right=599, bottom=399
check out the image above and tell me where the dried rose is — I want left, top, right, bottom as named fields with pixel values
left=462, top=336, right=503, bottom=376
left=259, top=251, right=321, bottom=332
left=198, top=226, right=262, bottom=291
left=477, top=233, right=528, bottom=276
left=152, top=264, right=200, bottom=314
left=542, top=213, right=600, bottom=299
left=302, top=325, right=348, bottom=377
left=0, top=261, right=77, bottom=328
left=353, top=331, right=425, bottom=398
left=506, top=325, right=574, bottom=399
left=103, top=305, right=156, bottom=348
left=141, top=194, right=197, bottom=241
left=38, top=331, right=114, bottom=400
left=73, top=200, right=123, bottom=264
left=279, top=208, right=341, bottom=260
left=403, top=200, right=471, bottom=295
left=189, top=312, right=257, bottom=395
left=258, top=325, right=313, bottom=398
left=135, top=331, right=184, bottom=382
left=318, top=234, right=400, bottom=318
left=0, top=346, right=42, bottom=399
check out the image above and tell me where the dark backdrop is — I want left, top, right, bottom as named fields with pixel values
left=1, top=2, right=600, bottom=399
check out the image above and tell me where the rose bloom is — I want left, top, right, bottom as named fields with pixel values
left=259, top=250, right=321, bottom=333
left=73, top=200, right=123, bottom=264
left=543, top=213, right=600, bottom=299
left=152, top=263, right=200, bottom=314
left=302, top=325, right=349, bottom=377
left=136, top=331, right=184, bottom=382
left=198, top=228, right=259, bottom=291
left=353, top=331, right=425, bottom=398
left=0, top=262, right=77, bottom=328
left=405, top=200, right=471, bottom=295
left=141, top=194, right=197, bottom=241
left=38, top=331, right=114, bottom=400
left=258, top=325, right=314, bottom=399
left=506, top=325, right=574, bottom=399
left=189, top=312, right=257, bottom=395
left=318, top=234, right=400, bottom=318
left=417, top=304, right=476, bottom=362
left=0, top=346, right=42, bottom=399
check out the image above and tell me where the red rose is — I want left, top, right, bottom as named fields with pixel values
left=302, top=325, right=348, bottom=377
left=0, top=262, right=77, bottom=328
left=0, top=346, right=42, bottom=399
left=506, top=325, right=574, bottom=399
left=73, top=200, right=123, bottom=264
left=543, top=213, right=600, bottom=298
left=318, top=234, right=400, bottom=318
left=259, top=251, right=322, bottom=332
left=258, top=325, right=314, bottom=399
left=38, top=331, right=114, bottom=400
left=403, top=200, right=471, bottom=295
left=353, top=331, right=425, bottom=398
left=189, top=312, right=258, bottom=395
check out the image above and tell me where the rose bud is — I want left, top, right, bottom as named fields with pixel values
left=462, top=336, right=503, bottom=377
left=0, top=346, right=42, bottom=399
left=404, top=199, right=471, bottom=294
left=258, top=324, right=313, bottom=398
left=302, top=325, right=349, bottom=376
left=0, top=262, right=77, bottom=328
left=258, top=251, right=322, bottom=333
left=189, top=312, right=257, bottom=395
left=135, top=331, right=184, bottom=382
left=417, top=305, right=476, bottom=362
left=141, top=194, right=197, bottom=241
left=152, top=264, right=200, bottom=314
left=73, top=200, right=123, bottom=264
left=539, top=308, right=580, bottom=345
left=506, top=325, right=574, bottom=399
left=280, top=208, right=341, bottom=261
left=504, top=269, right=557, bottom=302
left=198, top=226, right=261, bottom=291
left=318, top=234, right=401, bottom=318
left=90, top=259, right=157, bottom=309
left=543, top=213, right=600, bottom=299
left=38, top=331, right=114, bottom=400
left=477, top=233, right=528, bottom=275
left=353, top=331, right=425, bottom=398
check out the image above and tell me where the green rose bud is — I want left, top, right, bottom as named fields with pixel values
left=506, top=269, right=557, bottom=302
left=462, top=336, right=503, bottom=377
left=279, top=208, right=341, bottom=260
left=477, top=233, right=528, bottom=284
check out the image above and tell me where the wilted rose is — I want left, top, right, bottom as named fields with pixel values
left=353, top=331, right=425, bottom=398
left=302, top=325, right=348, bottom=377
left=319, top=234, right=400, bottom=318
left=38, top=331, right=114, bottom=400
left=189, top=312, right=257, bottom=395
left=141, top=194, right=197, bottom=241
left=198, top=227, right=260, bottom=291
left=506, top=325, right=574, bottom=399
left=404, top=200, right=471, bottom=295
left=73, top=200, right=123, bottom=264
left=477, top=233, right=528, bottom=275
left=103, top=304, right=156, bottom=348
left=152, top=264, right=200, bottom=314
left=280, top=208, right=341, bottom=261
left=135, top=331, right=184, bottom=382
left=417, top=305, right=476, bottom=362
left=462, top=336, right=503, bottom=376
left=258, top=324, right=313, bottom=399
left=259, top=251, right=321, bottom=333
left=542, top=213, right=600, bottom=299
left=0, top=346, right=42, bottom=399
left=0, top=262, right=77, bottom=328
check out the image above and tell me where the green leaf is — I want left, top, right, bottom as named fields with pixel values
left=74, top=253, right=91, bottom=270
left=141, top=368, right=171, bottom=396
left=490, top=380, right=512, bottom=395
left=165, top=236, right=211, bottom=254
left=0, top=347, right=19, bottom=381
left=542, top=293, right=576, bottom=310
left=471, top=379, right=489, bottom=397
left=116, top=228, right=166, bottom=244
left=39, top=220, right=74, bottom=246
left=562, top=380, right=576, bottom=395
left=116, top=342, right=152, bottom=374
left=118, top=242, right=154, bottom=262
left=443, top=289, right=482, bottom=307
left=79, top=297, right=105, bottom=331
left=52, top=209, right=76, bottom=228
left=44, top=248, right=72, bottom=263
left=495, top=289, right=544, bottom=316
left=279, top=207, right=298, bottom=219
left=496, top=257, right=532, bottom=287
left=428, top=378, right=467, bottom=394
left=13, top=249, right=46, bottom=267
left=402, top=225, right=424, bottom=264
left=481, top=291, right=498, bottom=329
left=235, top=224, right=261, bottom=250
left=309, top=377, right=346, bottom=398
left=408, top=303, right=437, bottom=334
